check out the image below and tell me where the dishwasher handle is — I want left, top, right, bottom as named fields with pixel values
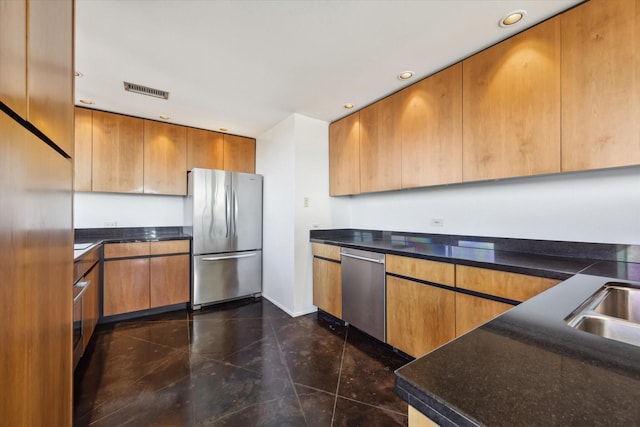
left=341, top=252, right=385, bottom=264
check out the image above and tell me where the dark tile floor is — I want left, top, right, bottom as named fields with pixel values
left=74, top=298, right=411, bottom=426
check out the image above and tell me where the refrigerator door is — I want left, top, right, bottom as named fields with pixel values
left=191, top=168, right=233, bottom=254
left=192, top=251, right=262, bottom=308
left=231, top=172, right=263, bottom=251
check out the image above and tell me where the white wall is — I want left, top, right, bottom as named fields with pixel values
left=256, top=113, right=332, bottom=316
left=74, top=192, right=184, bottom=228
left=342, top=166, right=640, bottom=245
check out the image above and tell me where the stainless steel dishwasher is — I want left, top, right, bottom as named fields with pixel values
left=341, top=247, right=386, bottom=342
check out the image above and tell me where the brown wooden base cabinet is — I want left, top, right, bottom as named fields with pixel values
left=103, top=240, right=190, bottom=317
left=312, top=243, right=342, bottom=318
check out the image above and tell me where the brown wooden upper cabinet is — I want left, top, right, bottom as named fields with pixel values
left=398, top=63, right=463, bottom=188
left=91, top=110, right=144, bottom=193
left=359, top=95, right=402, bottom=193
left=561, top=0, right=640, bottom=171
left=27, top=0, right=74, bottom=157
left=329, top=112, right=360, bottom=196
left=462, top=17, right=561, bottom=182
left=187, top=127, right=224, bottom=171
left=223, top=134, right=256, bottom=173
left=74, top=107, right=93, bottom=191
left=143, top=120, right=187, bottom=195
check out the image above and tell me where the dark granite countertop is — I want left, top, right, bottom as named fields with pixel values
left=310, top=229, right=640, bottom=425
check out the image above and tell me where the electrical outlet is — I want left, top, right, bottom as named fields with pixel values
left=104, top=220, right=117, bottom=227
left=303, top=197, right=309, bottom=208
left=312, top=224, right=320, bottom=229
left=430, top=218, right=444, bottom=227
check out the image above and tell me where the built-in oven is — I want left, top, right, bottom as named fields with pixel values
left=73, top=280, right=90, bottom=366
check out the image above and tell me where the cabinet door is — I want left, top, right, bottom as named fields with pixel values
left=103, top=258, right=150, bottom=316
left=359, top=95, right=402, bottom=192
left=462, top=18, right=561, bottom=181
left=561, top=0, right=640, bottom=171
left=312, top=257, right=342, bottom=318
left=144, top=120, right=188, bottom=195
left=82, top=263, right=101, bottom=348
left=74, top=108, right=93, bottom=191
left=329, top=112, right=360, bottom=195
left=386, top=276, right=455, bottom=358
left=92, top=111, right=144, bottom=193
left=399, top=63, right=462, bottom=188
left=150, top=254, right=190, bottom=308
left=223, top=134, right=256, bottom=173
left=455, top=293, right=513, bottom=337
left=27, top=0, right=74, bottom=156
left=0, top=0, right=27, bottom=117
left=187, top=127, right=224, bottom=171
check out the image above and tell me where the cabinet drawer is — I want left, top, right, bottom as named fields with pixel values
left=150, top=240, right=190, bottom=255
left=456, top=265, right=559, bottom=302
left=386, top=255, right=455, bottom=287
left=312, top=243, right=341, bottom=261
left=104, top=242, right=150, bottom=259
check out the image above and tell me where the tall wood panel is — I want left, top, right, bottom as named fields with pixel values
left=27, top=0, right=74, bottom=156
left=223, top=134, right=256, bottom=173
left=92, top=111, right=144, bottom=193
left=329, top=112, right=360, bottom=195
left=0, top=0, right=27, bottom=118
left=399, top=63, right=463, bottom=188
left=561, top=0, right=640, bottom=171
left=74, top=108, right=93, bottom=191
left=359, top=95, right=402, bottom=192
left=144, top=120, right=188, bottom=195
left=187, top=127, right=224, bottom=171
left=462, top=18, right=561, bottom=181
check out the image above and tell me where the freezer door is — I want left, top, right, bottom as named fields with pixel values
left=191, top=168, right=233, bottom=254
left=231, top=172, right=263, bottom=251
left=192, top=251, right=262, bottom=308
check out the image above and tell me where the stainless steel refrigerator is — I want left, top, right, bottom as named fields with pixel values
left=185, top=168, right=263, bottom=309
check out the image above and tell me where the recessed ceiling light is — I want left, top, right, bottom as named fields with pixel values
left=159, top=115, right=170, bottom=120
left=398, top=71, right=414, bottom=80
left=219, top=127, right=228, bottom=132
left=75, top=71, right=83, bottom=77
left=79, top=99, right=94, bottom=105
left=500, top=10, right=526, bottom=27
left=344, top=103, right=354, bottom=109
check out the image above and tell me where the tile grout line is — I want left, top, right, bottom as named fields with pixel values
left=269, top=317, right=310, bottom=427
left=186, top=310, right=197, bottom=427
left=330, top=324, right=349, bottom=427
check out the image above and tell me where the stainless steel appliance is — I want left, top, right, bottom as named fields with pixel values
left=185, top=168, right=263, bottom=309
left=341, top=248, right=386, bottom=342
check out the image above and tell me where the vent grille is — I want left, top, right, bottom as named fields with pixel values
left=123, top=81, right=169, bottom=99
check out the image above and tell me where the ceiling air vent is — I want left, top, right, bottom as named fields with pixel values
left=123, top=81, right=169, bottom=99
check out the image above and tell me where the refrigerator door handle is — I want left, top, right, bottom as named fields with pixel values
left=233, top=190, right=238, bottom=238
left=224, top=186, right=230, bottom=237
left=201, top=253, right=257, bottom=261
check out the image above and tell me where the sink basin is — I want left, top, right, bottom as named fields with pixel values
left=566, top=282, right=640, bottom=347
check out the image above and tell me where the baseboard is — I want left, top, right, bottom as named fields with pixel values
left=262, top=294, right=318, bottom=318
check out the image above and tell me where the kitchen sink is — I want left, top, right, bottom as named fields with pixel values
left=566, top=282, right=640, bottom=347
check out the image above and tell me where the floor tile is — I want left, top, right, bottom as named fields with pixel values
left=295, top=385, right=336, bottom=427
left=332, top=397, right=408, bottom=427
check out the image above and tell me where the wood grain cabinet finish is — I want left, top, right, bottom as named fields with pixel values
left=27, top=0, right=74, bottom=156
left=223, top=134, right=256, bottom=173
left=92, top=110, right=144, bottom=193
left=144, top=120, right=188, bottom=195
left=329, top=112, right=361, bottom=196
left=462, top=17, right=561, bottom=182
left=386, top=255, right=455, bottom=287
left=561, top=0, right=640, bottom=171
left=456, top=265, right=559, bottom=303
left=187, top=127, right=224, bottom=171
left=409, top=406, right=438, bottom=427
left=74, top=108, right=93, bottom=191
left=150, top=254, right=190, bottom=308
left=0, top=0, right=27, bottom=117
left=455, top=292, right=513, bottom=337
left=398, top=63, right=463, bottom=188
left=103, top=257, right=150, bottom=316
left=312, top=243, right=342, bottom=318
left=359, top=95, right=402, bottom=193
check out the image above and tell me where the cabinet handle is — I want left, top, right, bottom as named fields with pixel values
left=73, top=280, right=91, bottom=302
left=201, top=253, right=257, bottom=261
left=341, top=252, right=385, bottom=264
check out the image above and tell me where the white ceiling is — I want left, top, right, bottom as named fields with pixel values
left=75, top=0, right=582, bottom=138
